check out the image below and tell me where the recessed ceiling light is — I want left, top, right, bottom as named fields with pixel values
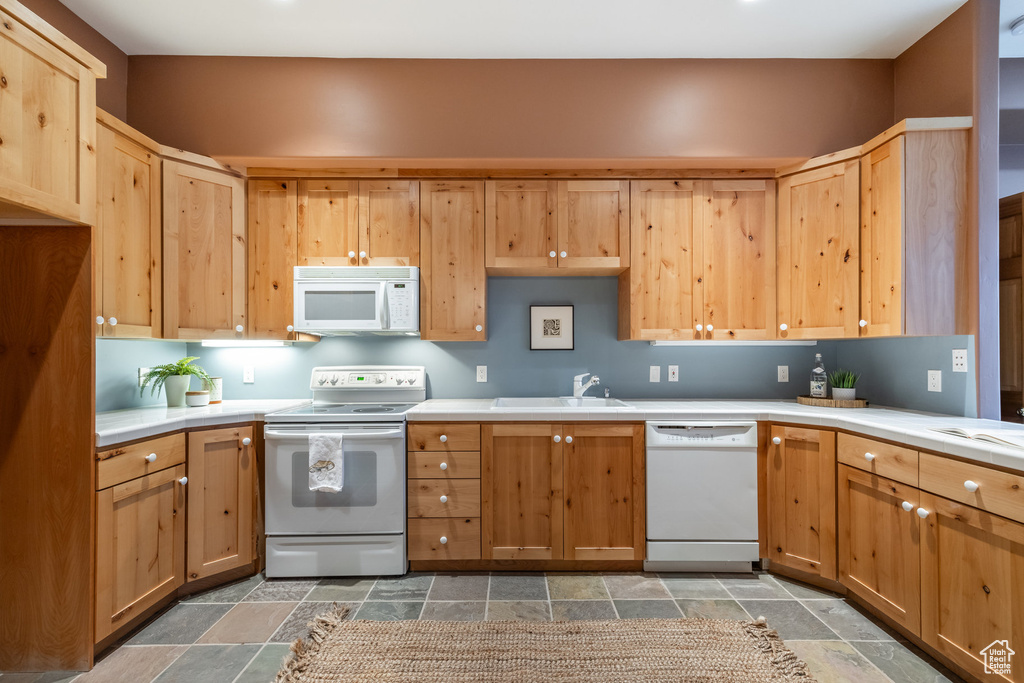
left=1012, top=15, right=1024, bottom=36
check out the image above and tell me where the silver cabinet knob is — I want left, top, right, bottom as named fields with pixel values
left=553, top=435, right=561, bottom=443
left=695, top=324, right=703, bottom=332
left=439, top=462, right=448, bottom=470
left=439, top=495, right=448, bottom=503
left=859, top=319, right=868, bottom=328
left=439, top=434, right=447, bottom=443
left=964, top=480, right=979, bottom=492
left=439, top=536, right=448, bottom=545
left=96, top=316, right=105, bottom=325
left=560, top=251, right=567, bottom=258
left=178, top=477, right=188, bottom=485
left=348, top=251, right=356, bottom=258
left=772, top=437, right=781, bottom=445
left=475, top=325, right=483, bottom=332
left=865, top=453, right=875, bottom=462
left=902, top=501, right=914, bottom=512
left=242, top=437, right=251, bottom=446
left=549, top=251, right=556, bottom=258
left=779, top=323, right=788, bottom=331
left=359, top=251, right=367, bottom=259
left=235, top=325, right=244, bottom=333
left=916, top=508, right=930, bottom=519
left=287, top=325, right=294, bottom=332
left=565, top=436, right=573, bottom=444
left=145, top=453, right=157, bottom=463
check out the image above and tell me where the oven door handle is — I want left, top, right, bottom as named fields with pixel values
left=264, top=428, right=405, bottom=439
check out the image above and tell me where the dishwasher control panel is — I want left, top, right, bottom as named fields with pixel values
left=646, top=421, right=758, bottom=448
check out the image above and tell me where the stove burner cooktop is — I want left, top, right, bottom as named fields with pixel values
left=352, top=406, right=395, bottom=413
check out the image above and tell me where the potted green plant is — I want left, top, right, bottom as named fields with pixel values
left=141, top=356, right=213, bottom=408
left=828, top=369, right=859, bottom=401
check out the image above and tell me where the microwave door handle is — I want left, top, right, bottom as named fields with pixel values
left=264, top=428, right=405, bottom=439
left=380, top=284, right=390, bottom=330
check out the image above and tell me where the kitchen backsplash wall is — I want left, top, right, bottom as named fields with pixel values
left=96, top=338, right=190, bottom=412
left=96, top=277, right=977, bottom=417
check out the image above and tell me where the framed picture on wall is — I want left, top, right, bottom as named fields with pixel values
left=530, top=305, right=574, bottom=350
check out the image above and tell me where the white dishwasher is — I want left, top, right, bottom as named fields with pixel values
left=645, top=421, right=759, bottom=573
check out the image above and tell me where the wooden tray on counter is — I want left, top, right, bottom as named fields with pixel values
left=797, top=395, right=869, bottom=409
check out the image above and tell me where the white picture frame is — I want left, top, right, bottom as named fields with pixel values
left=530, top=305, right=574, bottom=350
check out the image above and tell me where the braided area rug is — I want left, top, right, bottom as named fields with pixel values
left=276, top=607, right=816, bottom=682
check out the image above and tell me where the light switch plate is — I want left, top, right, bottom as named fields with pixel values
left=668, top=365, right=679, bottom=382
left=777, top=365, right=789, bottom=382
left=649, top=365, right=661, bottom=382
left=952, top=349, right=968, bottom=373
left=476, top=365, right=487, bottom=382
left=243, top=366, right=255, bottom=384
left=928, top=369, right=941, bottom=392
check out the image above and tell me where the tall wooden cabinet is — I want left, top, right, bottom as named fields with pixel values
left=163, top=159, right=247, bottom=340
left=94, top=111, right=162, bottom=339
left=766, top=425, right=837, bottom=580
left=1000, top=192, right=1024, bottom=421
left=420, top=181, right=487, bottom=341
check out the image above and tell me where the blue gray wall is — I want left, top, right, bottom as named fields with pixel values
left=96, top=338, right=189, bottom=412
left=96, top=277, right=977, bottom=417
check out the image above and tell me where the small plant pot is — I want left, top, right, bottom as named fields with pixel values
left=832, top=387, right=857, bottom=401
left=186, top=390, right=210, bottom=407
left=208, top=377, right=223, bottom=404
left=164, top=375, right=190, bottom=407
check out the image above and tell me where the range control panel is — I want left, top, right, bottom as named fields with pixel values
left=309, top=366, right=425, bottom=391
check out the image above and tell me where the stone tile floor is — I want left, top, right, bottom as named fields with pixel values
left=0, top=571, right=963, bottom=683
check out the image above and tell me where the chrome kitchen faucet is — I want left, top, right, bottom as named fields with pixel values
left=573, top=372, right=601, bottom=398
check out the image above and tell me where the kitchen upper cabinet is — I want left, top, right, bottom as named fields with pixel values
left=776, top=160, right=860, bottom=340
left=838, top=465, right=921, bottom=636
left=163, top=159, right=246, bottom=340
left=420, top=180, right=486, bottom=341
left=297, top=180, right=358, bottom=265
left=95, top=464, right=186, bottom=644
left=562, top=423, right=644, bottom=561
left=481, top=423, right=564, bottom=560
left=359, top=179, right=419, bottom=266
left=187, top=427, right=255, bottom=581
left=559, top=180, right=629, bottom=272
left=920, top=492, right=1024, bottom=683
left=485, top=180, right=558, bottom=273
left=94, top=112, right=162, bottom=339
left=767, top=425, right=837, bottom=580
left=0, top=0, right=103, bottom=225
left=860, top=129, right=968, bottom=338
left=248, top=180, right=297, bottom=339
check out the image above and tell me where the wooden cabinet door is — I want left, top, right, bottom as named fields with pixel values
left=163, top=160, right=246, bottom=339
left=297, top=180, right=359, bottom=265
left=563, top=424, right=644, bottom=561
left=95, top=464, right=185, bottom=643
left=485, top=180, right=558, bottom=273
left=558, top=180, right=629, bottom=272
left=420, top=180, right=486, bottom=341
left=621, top=180, right=702, bottom=340
left=920, top=492, right=1024, bottom=682
left=860, top=136, right=904, bottom=338
left=481, top=424, right=563, bottom=560
left=95, top=117, right=162, bottom=339
left=777, top=161, right=860, bottom=339
left=359, top=179, right=419, bottom=266
left=248, top=180, right=297, bottom=339
left=702, top=180, right=777, bottom=340
left=767, top=426, right=837, bottom=580
left=1000, top=195, right=1024, bottom=421
left=187, top=427, right=254, bottom=581
left=838, top=465, right=921, bottom=635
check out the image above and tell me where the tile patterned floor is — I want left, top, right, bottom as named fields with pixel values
left=0, top=572, right=964, bottom=683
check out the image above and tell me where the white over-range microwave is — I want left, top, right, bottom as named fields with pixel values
left=293, top=266, right=419, bottom=334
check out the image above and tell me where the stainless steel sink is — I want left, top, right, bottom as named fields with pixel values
left=558, top=397, right=630, bottom=408
left=490, top=397, right=630, bottom=409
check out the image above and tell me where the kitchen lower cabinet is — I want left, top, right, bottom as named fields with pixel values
left=837, top=465, right=921, bottom=635
left=187, top=427, right=255, bottom=580
left=766, top=425, right=837, bottom=580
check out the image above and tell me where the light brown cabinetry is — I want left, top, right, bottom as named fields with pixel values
left=620, top=179, right=775, bottom=340
left=163, top=159, right=247, bottom=340
left=420, top=180, right=486, bottom=341
left=837, top=465, right=921, bottom=635
left=776, top=161, right=860, bottom=339
left=836, top=432, right=918, bottom=486
left=186, top=427, right=255, bottom=580
left=0, top=0, right=104, bottom=224
left=766, top=425, right=837, bottom=580
left=94, top=112, right=162, bottom=339
left=358, top=180, right=420, bottom=266
left=248, top=180, right=297, bottom=339
left=297, top=179, right=359, bottom=265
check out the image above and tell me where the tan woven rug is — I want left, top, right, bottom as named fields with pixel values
left=276, top=607, right=816, bottom=682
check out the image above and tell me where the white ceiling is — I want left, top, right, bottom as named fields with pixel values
left=60, top=0, right=969, bottom=59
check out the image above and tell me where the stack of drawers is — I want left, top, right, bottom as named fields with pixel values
left=407, top=423, right=482, bottom=561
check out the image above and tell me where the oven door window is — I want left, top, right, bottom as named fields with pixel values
left=291, top=448, right=377, bottom=508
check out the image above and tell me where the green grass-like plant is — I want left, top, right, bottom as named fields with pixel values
left=140, top=356, right=212, bottom=397
left=828, top=369, right=859, bottom=389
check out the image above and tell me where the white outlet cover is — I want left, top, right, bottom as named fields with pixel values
left=476, top=365, right=487, bottom=382
left=777, top=365, right=789, bottom=382
left=952, top=349, right=968, bottom=373
left=668, top=365, right=679, bottom=382
left=243, top=365, right=255, bottom=384
left=649, top=365, right=661, bottom=382
left=928, top=369, right=941, bottom=392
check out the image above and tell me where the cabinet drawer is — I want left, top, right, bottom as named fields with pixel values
left=408, top=451, right=481, bottom=479
left=837, top=433, right=918, bottom=486
left=919, top=453, right=1024, bottom=524
left=408, top=518, right=481, bottom=560
left=408, top=479, right=480, bottom=518
left=96, top=433, right=187, bottom=490
left=408, top=423, right=480, bottom=452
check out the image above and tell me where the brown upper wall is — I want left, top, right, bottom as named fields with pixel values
left=126, top=57, right=893, bottom=161
left=19, top=0, right=127, bottom=119
left=893, top=2, right=974, bottom=119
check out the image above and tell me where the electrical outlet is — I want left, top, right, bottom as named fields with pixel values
left=928, top=369, right=942, bottom=393
left=138, top=367, right=150, bottom=388
left=668, top=365, right=679, bottom=382
left=243, top=366, right=255, bottom=384
left=777, top=365, right=789, bottom=382
left=952, top=349, right=968, bottom=373
left=649, top=365, right=661, bottom=382
left=476, top=365, right=487, bottom=382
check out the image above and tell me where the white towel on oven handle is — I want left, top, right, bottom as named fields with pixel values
left=309, top=433, right=344, bottom=493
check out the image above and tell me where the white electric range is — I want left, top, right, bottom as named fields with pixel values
left=263, top=366, right=425, bottom=577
